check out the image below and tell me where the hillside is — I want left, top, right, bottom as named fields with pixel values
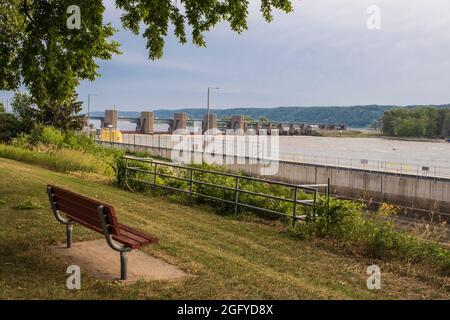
left=153, top=105, right=393, bottom=127
left=90, top=105, right=450, bottom=128
left=1, top=158, right=448, bottom=299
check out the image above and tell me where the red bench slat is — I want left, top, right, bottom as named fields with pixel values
left=47, top=185, right=158, bottom=249
left=55, top=202, right=101, bottom=225
left=70, top=216, right=104, bottom=234
left=119, top=228, right=149, bottom=243
left=53, top=193, right=102, bottom=212
left=49, top=185, right=120, bottom=237
left=119, top=224, right=160, bottom=244
left=113, top=233, right=142, bottom=249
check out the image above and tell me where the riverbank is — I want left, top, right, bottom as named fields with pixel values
left=319, top=129, right=382, bottom=138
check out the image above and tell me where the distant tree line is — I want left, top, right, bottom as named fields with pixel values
left=149, top=105, right=395, bottom=127
left=148, top=105, right=450, bottom=128
left=382, top=107, right=450, bottom=138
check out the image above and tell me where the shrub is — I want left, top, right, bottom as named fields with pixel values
left=315, top=197, right=365, bottom=238
left=361, top=216, right=450, bottom=274
left=11, top=133, right=31, bottom=148
left=238, top=179, right=298, bottom=220
left=25, top=125, right=66, bottom=147
left=62, top=131, right=97, bottom=150
left=116, top=157, right=154, bottom=192
left=316, top=201, right=450, bottom=275
left=191, top=167, right=236, bottom=213
left=0, top=113, right=22, bottom=142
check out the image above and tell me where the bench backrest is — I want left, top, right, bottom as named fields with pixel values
left=47, top=185, right=120, bottom=236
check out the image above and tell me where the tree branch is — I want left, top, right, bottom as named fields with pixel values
left=22, top=0, right=33, bottom=23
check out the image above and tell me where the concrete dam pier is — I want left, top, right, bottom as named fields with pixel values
left=89, top=110, right=347, bottom=136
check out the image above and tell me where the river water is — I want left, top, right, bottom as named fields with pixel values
left=278, top=136, right=450, bottom=168
left=91, top=119, right=450, bottom=176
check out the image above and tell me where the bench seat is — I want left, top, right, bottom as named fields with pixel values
left=66, top=216, right=158, bottom=249
left=115, top=223, right=159, bottom=249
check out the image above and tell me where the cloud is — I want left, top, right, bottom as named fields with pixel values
left=4, top=0, right=450, bottom=109
left=109, top=50, right=208, bottom=73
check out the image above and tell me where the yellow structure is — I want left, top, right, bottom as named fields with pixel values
left=100, top=129, right=123, bottom=143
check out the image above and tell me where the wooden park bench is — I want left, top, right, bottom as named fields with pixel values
left=47, top=185, right=159, bottom=280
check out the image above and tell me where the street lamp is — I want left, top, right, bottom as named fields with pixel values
left=87, top=93, right=98, bottom=119
left=206, top=87, right=220, bottom=133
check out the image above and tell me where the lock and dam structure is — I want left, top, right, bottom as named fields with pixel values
left=90, top=109, right=450, bottom=220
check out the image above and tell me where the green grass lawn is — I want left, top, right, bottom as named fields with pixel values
left=0, top=157, right=448, bottom=299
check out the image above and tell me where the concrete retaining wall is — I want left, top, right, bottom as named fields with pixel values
left=97, top=140, right=450, bottom=215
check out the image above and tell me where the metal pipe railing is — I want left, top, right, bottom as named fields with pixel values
left=123, top=156, right=329, bottom=226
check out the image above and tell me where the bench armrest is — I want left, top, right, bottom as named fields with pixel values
left=97, top=205, right=131, bottom=253
left=47, top=187, right=73, bottom=225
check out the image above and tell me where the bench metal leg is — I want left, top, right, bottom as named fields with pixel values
left=120, top=251, right=128, bottom=280
left=66, top=224, right=73, bottom=248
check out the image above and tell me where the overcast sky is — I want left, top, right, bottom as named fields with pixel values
left=2, top=0, right=450, bottom=112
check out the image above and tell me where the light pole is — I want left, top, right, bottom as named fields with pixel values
left=206, top=87, right=219, bottom=133
left=87, top=93, right=98, bottom=122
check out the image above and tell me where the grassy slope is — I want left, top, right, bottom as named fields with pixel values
left=0, top=158, right=448, bottom=299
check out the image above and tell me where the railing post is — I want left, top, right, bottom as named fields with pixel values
left=326, top=178, right=330, bottom=234
left=292, top=186, right=298, bottom=228
left=313, top=189, right=318, bottom=221
left=189, top=168, right=194, bottom=205
left=202, top=134, right=206, bottom=163
left=153, top=162, right=158, bottom=191
left=234, top=177, right=240, bottom=214
left=124, top=157, right=129, bottom=187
